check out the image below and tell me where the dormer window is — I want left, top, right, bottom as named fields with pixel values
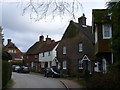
left=102, top=24, right=112, bottom=39
left=63, top=46, right=67, bottom=54
left=79, top=43, right=83, bottom=52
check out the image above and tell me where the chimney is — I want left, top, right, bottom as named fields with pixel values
left=7, top=39, right=11, bottom=44
left=39, top=35, right=44, bottom=42
left=78, top=13, right=86, bottom=25
left=46, top=35, right=51, bottom=44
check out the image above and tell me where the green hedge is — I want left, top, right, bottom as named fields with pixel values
left=2, top=60, right=12, bottom=88
left=86, top=69, right=120, bottom=89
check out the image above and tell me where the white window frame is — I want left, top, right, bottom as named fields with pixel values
left=102, top=24, right=112, bottom=39
left=8, top=50, right=13, bottom=53
left=79, top=43, right=83, bottom=52
left=78, top=60, right=83, bottom=69
left=63, top=46, right=67, bottom=54
left=95, top=26, right=98, bottom=43
left=63, top=60, right=67, bottom=69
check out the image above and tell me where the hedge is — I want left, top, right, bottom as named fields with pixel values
left=2, top=60, right=12, bottom=88
left=86, top=66, right=120, bottom=89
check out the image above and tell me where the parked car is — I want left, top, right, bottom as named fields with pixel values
left=12, top=65, right=20, bottom=72
left=44, top=67, right=60, bottom=78
left=17, top=66, right=30, bottom=73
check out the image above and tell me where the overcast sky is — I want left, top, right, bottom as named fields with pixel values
left=1, top=0, right=107, bottom=52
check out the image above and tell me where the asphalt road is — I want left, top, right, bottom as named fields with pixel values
left=11, top=72, right=66, bottom=88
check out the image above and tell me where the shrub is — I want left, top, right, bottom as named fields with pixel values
left=86, top=70, right=120, bottom=89
left=2, top=60, right=12, bottom=88
left=2, top=51, right=12, bottom=61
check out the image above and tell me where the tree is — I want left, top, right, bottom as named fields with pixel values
left=107, top=1, right=120, bottom=66
left=20, top=0, right=83, bottom=21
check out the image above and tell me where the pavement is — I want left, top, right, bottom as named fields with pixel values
left=60, top=79, right=86, bottom=90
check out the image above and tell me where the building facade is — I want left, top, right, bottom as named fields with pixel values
left=92, top=9, right=113, bottom=73
left=56, top=14, right=94, bottom=76
left=3, top=39, right=23, bottom=62
left=38, top=37, right=59, bottom=71
left=24, top=35, right=59, bottom=72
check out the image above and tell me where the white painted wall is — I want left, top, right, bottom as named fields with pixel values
left=39, top=44, right=58, bottom=67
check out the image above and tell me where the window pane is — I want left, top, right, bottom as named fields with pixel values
left=63, top=60, right=67, bottom=69
left=103, top=24, right=111, bottom=39
left=63, top=46, right=66, bottom=54
left=79, top=43, right=83, bottom=52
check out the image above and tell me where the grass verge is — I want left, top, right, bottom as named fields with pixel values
left=3, top=79, right=14, bottom=89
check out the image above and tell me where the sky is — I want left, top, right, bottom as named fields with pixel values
left=1, top=0, right=107, bottom=52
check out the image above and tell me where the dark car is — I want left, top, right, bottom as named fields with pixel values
left=17, top=66, right=30, bottom=73
left=44, top=67, right=60, bottom=78
left=12, top=65, right=21, bottom=72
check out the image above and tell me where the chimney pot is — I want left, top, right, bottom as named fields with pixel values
left=7, top=39, right=11, bottom=44
left=39, top=35, right=44, bottom=42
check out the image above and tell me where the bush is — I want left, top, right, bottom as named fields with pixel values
left=2, top=51, right=12, bottom=61
left=2, top=60, right=12, bottom=88
left=86, top=70, right=120, bottom=89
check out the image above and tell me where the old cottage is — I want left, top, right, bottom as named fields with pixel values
left=56, top=14, right=94, bottom=76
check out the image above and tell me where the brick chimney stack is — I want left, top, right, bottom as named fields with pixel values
left=78, top=13, right=86, bottom=25
left=39, top=35, right=44, bottom=42
left=7, top=39, right=11, bottom=44
left=46, top=35, right=51, bottom=44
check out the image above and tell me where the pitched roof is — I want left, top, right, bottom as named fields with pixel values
left=62, top=20, right=94, bottom=43
left=26, top=41, right=46, bottom=54
left=26, top=40, right=59, bottom=55
left=3, top=41, right=18, bottom=49
left=39, top=41, right=59, bottom=53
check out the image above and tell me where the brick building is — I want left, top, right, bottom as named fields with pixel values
left=3, top=39, right=23, bottom=62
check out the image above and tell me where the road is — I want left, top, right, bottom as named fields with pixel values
left=11, top=72, right=66, bottom=88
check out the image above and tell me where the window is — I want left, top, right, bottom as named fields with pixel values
left=14, top=50, right=16, bottom=53
left=8, top=50, right=13, bottom=53
left=35, top=55, right=38, bottom=58
left=63, top=46, right=66, bottom=54
left=95, top=26, right=98, bottom=43
left=78, top=60, right=83, bottom=69
left=42, top=52, right=44, bottom=57
left=63, top=60, right=67, bottom=69
left=102, top=24, right=112, bottom=39
left=79, top=43, right=83, bottom=52
left=48, top=51, right=50, bottom=56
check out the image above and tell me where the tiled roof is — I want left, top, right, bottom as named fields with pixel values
left=75, top=23, right=94, bottom=43
left=3, top=42, right=18, bottom=49
left=26, top=41, right=46, bottom=54
left=39, top=41, right=59, bottom=53
left=62, top=21, right=94, bottom=43
left=26, top=41, right=59, bottom=55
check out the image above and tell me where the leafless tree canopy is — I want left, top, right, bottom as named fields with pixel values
left=21, top=0, right=83, bottom=21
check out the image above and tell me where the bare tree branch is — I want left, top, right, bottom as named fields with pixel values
left=20, top=0, right=83, bottom=21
